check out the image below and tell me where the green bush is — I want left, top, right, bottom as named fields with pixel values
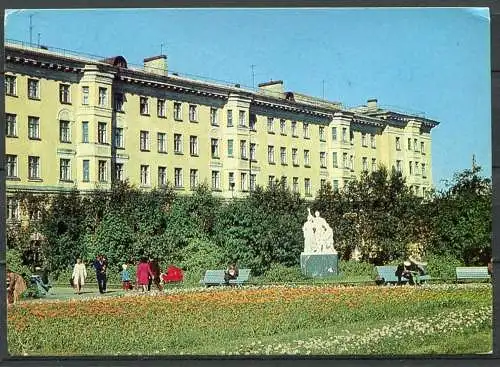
left=6, top=249, right=32, bottom=280
left=339, top=260, right=376, bottom=278
left=260, top=263, right=308, bottom=283
left=425, top=254, right=464, bottom=281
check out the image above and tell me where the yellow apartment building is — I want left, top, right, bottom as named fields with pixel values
left=4, top=40, right=439, bottom=220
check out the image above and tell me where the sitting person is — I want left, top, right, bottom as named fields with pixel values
left=161, top=265, right=184, bottom=283
left=224, top=262, right=239, bottom=285
left=395, top=260, right=414, bottom=285
left=396, top=257, right=426, bottom=285
left=7, top=270, right=27, bottom=305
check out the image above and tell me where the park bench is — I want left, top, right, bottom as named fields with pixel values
left=455, top=266, right=490, bottom=283
left=375, top=266, right=431, bottom=285
left=200, top=268, right=251, bottom=287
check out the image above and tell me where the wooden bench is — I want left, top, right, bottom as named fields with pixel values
left=376, top=266, right=431, bottom=285
left=200, top=268, right=251, bottom=287
left=456, top=266, right=490, bottom=282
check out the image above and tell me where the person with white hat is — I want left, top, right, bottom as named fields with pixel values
left=395, top=260, right=413, bottom=285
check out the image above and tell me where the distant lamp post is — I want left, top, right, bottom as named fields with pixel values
left=230, top=181, right=235, bottom=198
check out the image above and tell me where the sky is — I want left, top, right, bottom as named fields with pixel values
left=4, top=8, right=491, bottom=190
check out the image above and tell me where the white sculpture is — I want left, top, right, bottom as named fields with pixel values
left=302, top=208, right=337, bottom=254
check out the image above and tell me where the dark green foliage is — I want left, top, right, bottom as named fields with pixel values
left=338, top=260, right=376, bottom=278
left=260, top=263, right=308, bottom=283
left=425, top=254, right=464, bottom=281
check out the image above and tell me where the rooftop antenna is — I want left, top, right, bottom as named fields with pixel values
left=160, top=43, right=165, bottom=55
left=251, top=64, right=256, bottom=90
left=37, top=32, right=41, bottom=48
left=29, top=14, right=33, bottom=46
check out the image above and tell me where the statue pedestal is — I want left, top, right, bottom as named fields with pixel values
left=300, top=253, right=339, bottom=278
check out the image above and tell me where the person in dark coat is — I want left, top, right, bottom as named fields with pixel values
left=224, top=262, right=239, bottom=286
left=93, top=255, right=107, bottom=294
left=148, top=258, right=162, bottom=291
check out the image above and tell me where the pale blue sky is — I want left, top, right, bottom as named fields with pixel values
left=5, top=8, right=491, bottom=190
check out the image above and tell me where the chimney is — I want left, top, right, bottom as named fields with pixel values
left=144, top=55, right=167, bottom=76
left=367, top=98, right=378, bottom=111
left=258, top=80, right=284, bottom=97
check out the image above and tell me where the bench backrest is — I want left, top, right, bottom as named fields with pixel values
left=456, top=266, right=489, bottom=279
left=376, top=266, right=399, bottom=283
left=202, top=268, right=252, bottom=284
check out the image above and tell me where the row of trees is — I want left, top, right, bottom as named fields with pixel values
left=6, top=165, right=492, bottom=277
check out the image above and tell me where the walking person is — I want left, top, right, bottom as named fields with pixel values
left=148, top=258, right=162, bottom=291
left=136, top=257, right=154, bottom=292
left=121, top=264, right=132, bottom=291
left=72, top=258, right=87, bottom=295
left=93, top=255, right=106, bottom=294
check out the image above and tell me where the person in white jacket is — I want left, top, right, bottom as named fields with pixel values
left=72, top=258, right=87, bottom=295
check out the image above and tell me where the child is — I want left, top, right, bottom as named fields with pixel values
left=121, top=264, right=132, bottom=291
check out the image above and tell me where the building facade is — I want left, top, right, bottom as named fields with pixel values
left=4, top=41, right=439, bottom=220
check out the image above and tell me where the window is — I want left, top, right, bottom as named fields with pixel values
left=362, top=133, right=367, bottom=147
left=83, top=160, right=90, bottom=182
left=82, top=122, right=89, bottom=143
left=115, top=163, right=124, bottom=181
left=342, top=127, right=347, bottom=143
left=174, top=134, right=182, bottom=153
left=6, top=155, right=17, bottom=178
left=98, top=122, right=107, bottom=144
left=239, top=110, right=246, bottom=126
left=28, top=79, right=39, bottom=99
left=333, top=180, right=339, bottom=192
left=114, top=127, right=124, bottom=148
left=241, top=172, right=248, bottom=191
left=98, top=87, right=107, bottom=107
left=81, top=86, right=89, bottom=105
left=250, top=143, right=256, bottom=161
left=303, top=123, right=309, bottom=138
left=28, top=116, right=40, bottom=139
left=59, top=84, right=70, bottom=103
left=250, top=174, right=256, bottom=192
left=211, top=138, right=219, bottom=158
left=280, top=147, right=287, bottom=165
left=227, top=139, right=234, bottom=157
left=362, top=157, right=368, bottom=172
left=268, top=175, right=275, bottom=187
left=7, top=198, right=19, bottom=220
left=320, top=152, right=327, bottom=168
left=414, top=139, right=418, bottom=152
left=228, top=172, right=235, bottom=191
left=190, top=136, right=198, bottom=156
left=227, top=110, right=233, bottom=127
left=6, top=114, right=17, bottom=137
left=319, top=126, right=325, bottom=141
left=396, top=160, right=402, bottom=173
left=157, top=99, right=166, bottom=117
left=98, top=160, right=107, bottom=182
left=189, top=105, right=197, bottom=122
left=240, top=140, right=248, bottom=159
left=321, top=179, right=326, bottom=189
left=422, top=163, right=427, bottom=178
left=114, top=93, right=124, bottom=112
left=291, top=121, right=297, bottom=136
left=280, top=119, right=286, bottom=135
left=304, top=150, right=310, bottom=166
left=421, top=141, right=425, bottom=154
left=332, top=152, right=338, bottom=168
left=371, top=134, right=376, bottom=148
left=350, top=131, right=354, bottom=145
left=211, top=171, right=220, bottom=190
left=409, top=161, right=413, bottom=175
left=293, top=177, right=299, bottom=193
left=332, top=127, right=337, bottom=141
left=415, top=162, right=420, bottom=175
left=210, top=108, right=218, bottom=126
left=396, top=137, right=401, bottom=150
left=282, top=176, right=288, bottom=188
left=5, top=75, right=16, bottom=96
left=140, top=131, right=150, bottom=151
left=174, top=103, right=182, bottom=120
left=140, top=97, right=149, bottom=115
left=305, top=178, right=311, bottom=196
left=292, top=148, right=298, bottom=166
left=140, top=165, right=150, bottom=185
left=350, top=155, right=354, bottom=170
left=28, top=156, right=40, bottom=179
left=190, top=169, right=199, bottom=189
left=343, top=153, right=349, bottom=168
left=158, top=166, right=167, bottom=186
left=59, top=120, right=71, bottom=143
left=267, top=117, right=274, bottom=133
left=249, top=114, right=256, bottom=130
left=407, top=138, right=412, bottom=150
left=158, top=133, right=167, bottom=153
left=372, top=158, right=377, bottom=172
left=60, top=159, right=71, bottom=181
left=268, top=146, right=275, bottom=164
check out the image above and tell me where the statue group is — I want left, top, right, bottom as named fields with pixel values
left=302, top=208, right=337, bottom=255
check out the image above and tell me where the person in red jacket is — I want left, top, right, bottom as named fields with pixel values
left=136, top=257, right=153, bottom=292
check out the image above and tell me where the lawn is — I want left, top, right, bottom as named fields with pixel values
left=7, top=283, right=492, bottom=356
